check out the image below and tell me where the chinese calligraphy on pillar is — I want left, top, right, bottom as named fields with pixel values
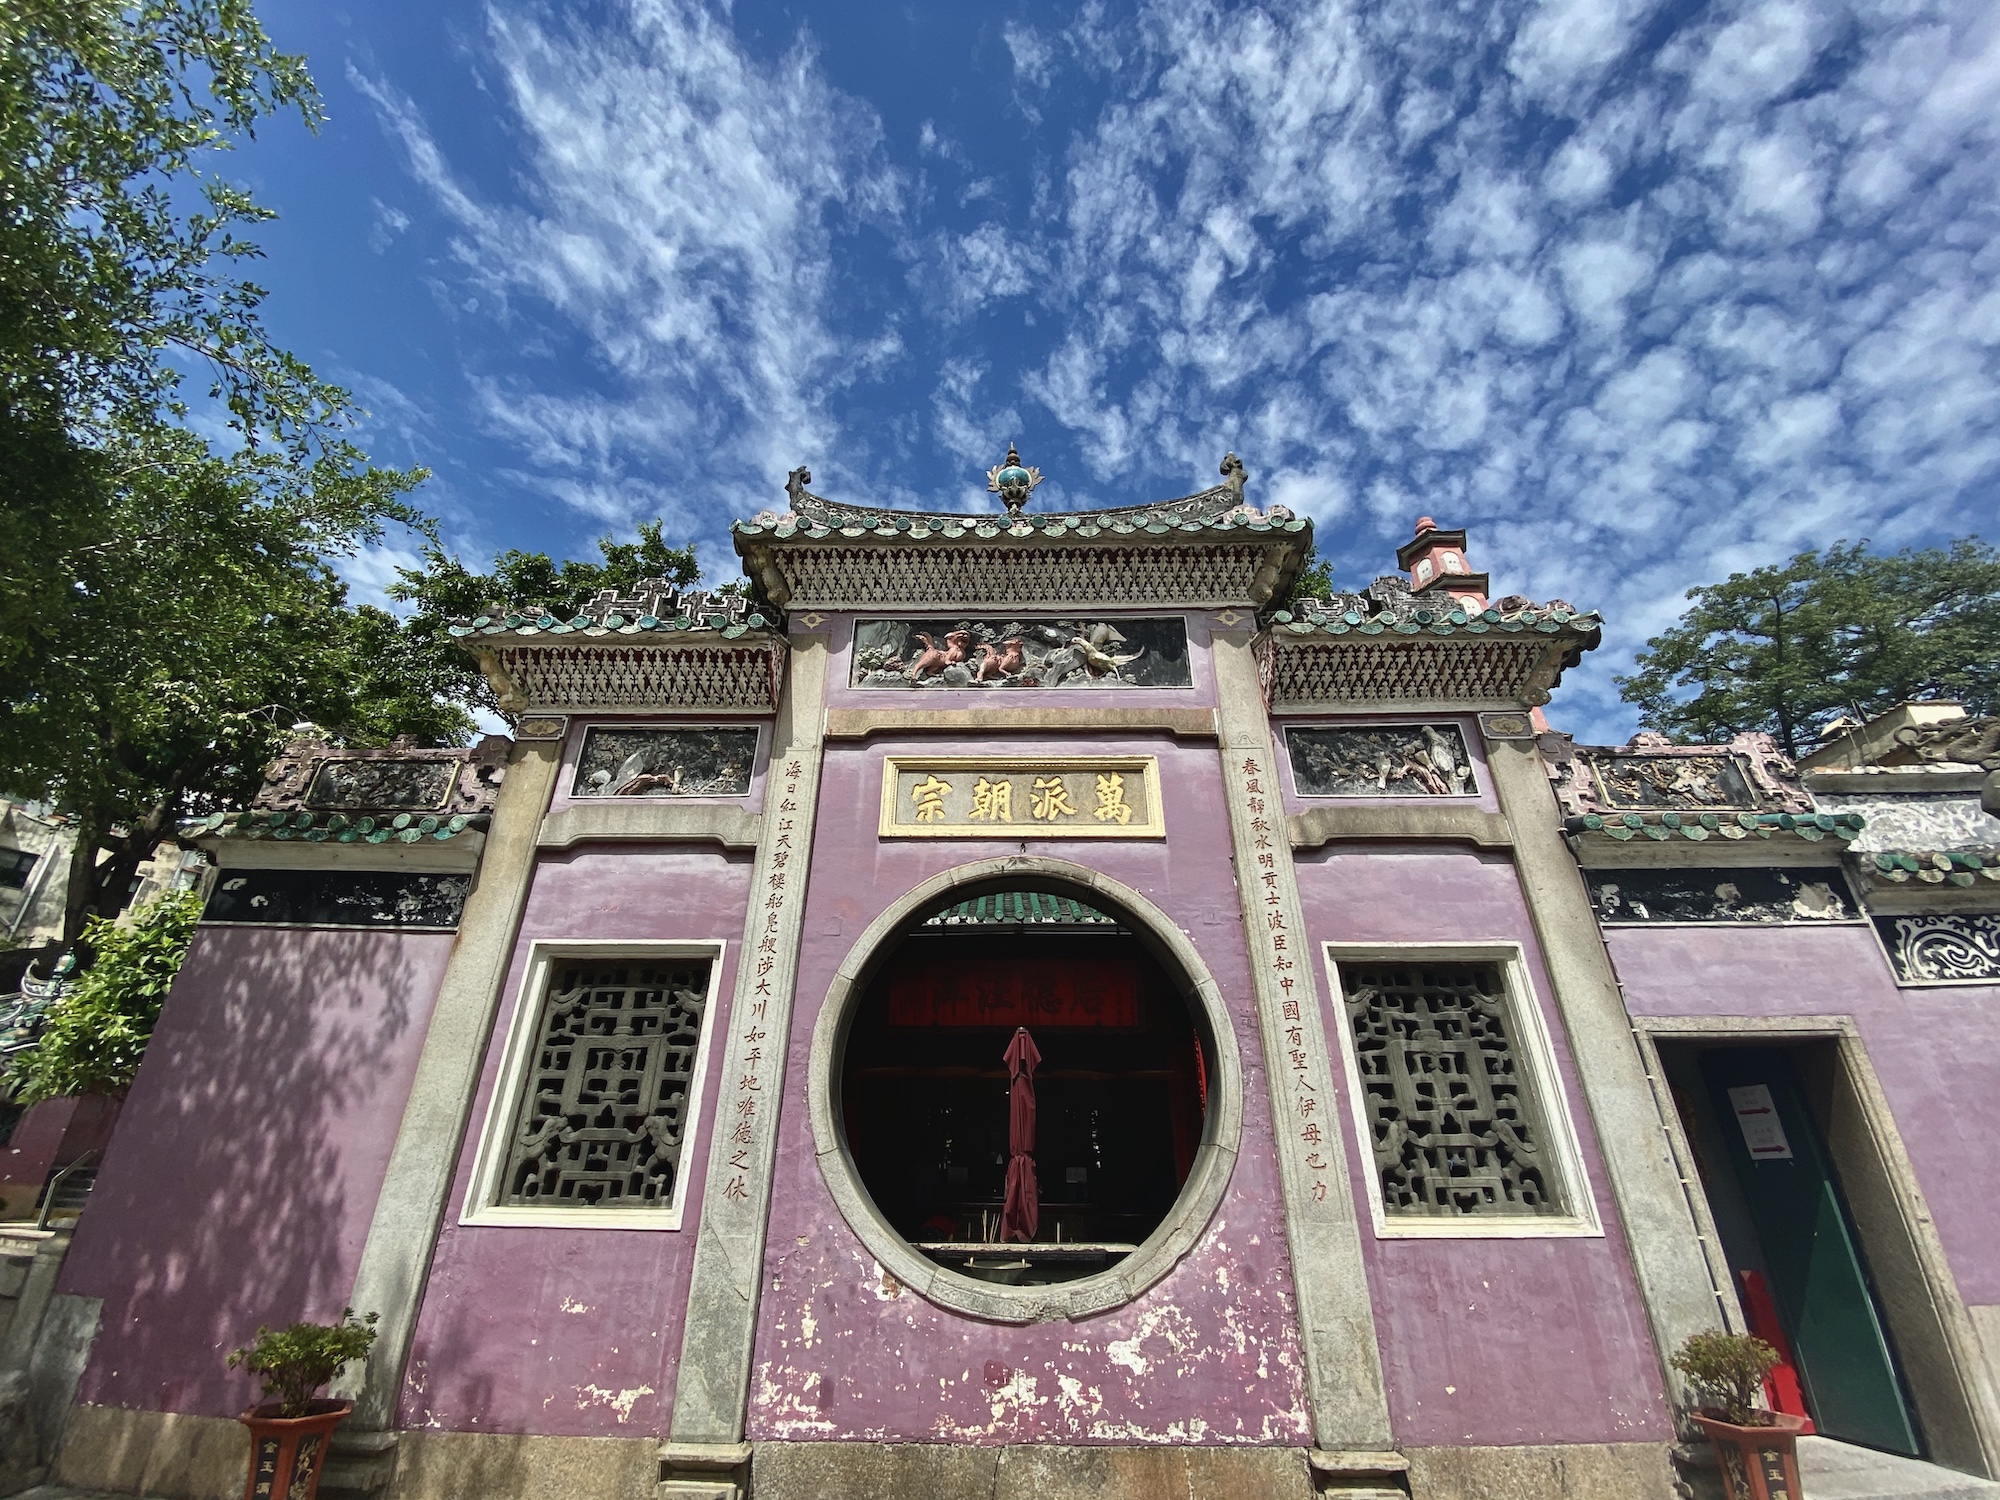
left=878, top=757, right=1166, bottom=838
left=1240, top=754, right=1332, bottom=1208
left=719, top=755, right=805, bottom=1207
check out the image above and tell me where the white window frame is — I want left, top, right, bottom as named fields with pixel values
left=460, top=938, right=725, bottom=1231
left=1321, top=940, right=1602, bottom=1240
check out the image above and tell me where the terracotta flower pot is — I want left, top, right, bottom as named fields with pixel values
left=1694, top=1410, right=1810, bottom=1500
left=238, top=1398, right=350, bottom=1500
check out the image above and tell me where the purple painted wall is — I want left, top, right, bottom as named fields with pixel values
left=0, top=1094, right=121, bottom=1206
left=748, top=731, right=1314, bottom=1446
left=1294, top=841, right=1675, bottom=1448
left=399, top=842, right=753, bottom=1436
left=1607, top=923, right=2000, bottom=1307
left=57, top=924, right=455, bottom=1416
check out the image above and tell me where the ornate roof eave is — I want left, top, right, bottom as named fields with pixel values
left=1255, top=610, right=1601, bottom=711
left=1255, top=585, right=1602, bottom=709
left=732, top=455, right=1312, bottom=612
left=1562, top=809, right=1865, bottom=845
left=1856, top=848, right=2000, bottom=889
left=771, top=457, right=1250, bottom=532
left=737, top=527, right=1311, bottom=612
left=461, top=628, right=789, bottom=717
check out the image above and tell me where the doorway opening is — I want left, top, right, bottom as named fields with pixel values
left=837, top=886, right=1212, bottom=1289
left=1659, top=1039, right=1923, bottom=1457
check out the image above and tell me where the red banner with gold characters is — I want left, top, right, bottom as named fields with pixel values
left=886, top=956, right=1140, bottom=1028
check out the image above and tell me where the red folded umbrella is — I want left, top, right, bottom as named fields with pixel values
left=999, top=1026, right=1041, bottom=1243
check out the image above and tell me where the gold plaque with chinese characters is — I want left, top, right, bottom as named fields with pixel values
left=879, top=756, right=1165, bottom=839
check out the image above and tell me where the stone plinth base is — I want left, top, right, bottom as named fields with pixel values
left=751, top=1441, right=1315, bottom=1498
left=1404, top=1442, right=1677, bottom=1499
left=52, top=1404, right=247, bottom=1498
left=52, top=1409, right=1676, bottom=1500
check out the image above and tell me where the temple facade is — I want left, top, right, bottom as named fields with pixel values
left=17, top=456, right=2000, bottom=1499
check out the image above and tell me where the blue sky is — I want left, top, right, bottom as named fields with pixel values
left=237, top=0, right=2000, bottom=739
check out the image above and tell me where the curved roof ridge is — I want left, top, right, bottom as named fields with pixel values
left=760, top=453, right=1270, bottom=531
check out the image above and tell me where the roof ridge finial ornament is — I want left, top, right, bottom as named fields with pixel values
left=986, top=443, right=1043, bottom=517
left=1220, top=452, right=1246, bottom=496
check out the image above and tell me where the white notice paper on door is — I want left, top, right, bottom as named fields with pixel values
left=1727, top=1084, right=1794, bottom=1161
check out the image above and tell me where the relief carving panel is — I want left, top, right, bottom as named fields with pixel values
left=204, top=869, right=471, bottom=928
left=572, top=726, right=758, bottom=798
left=851, top=617, right=1191, bottom=689
left=1874, top=913, right=2000, bottom=985
left=1817, top=791, right=2000, bottom=853
left=1586, top=867, right=1858, bottom=924
left=1589, top=753, right=1757, bottom=809
left=1286, top=724, right=1476, bottom=797
left=305, top=758, right=457, bottom=811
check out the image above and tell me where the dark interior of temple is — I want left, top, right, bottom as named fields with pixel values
left=839, top=905, right=1209, bottom=1286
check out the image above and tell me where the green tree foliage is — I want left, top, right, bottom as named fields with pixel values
left=8, top=888, right=202, bottom=1104
left=1616, top=540, right=2000, bottom=757
left=387, top=522, right=703, bottom=718
left=1278, top=538, right=1338, bottom=609
left=0, top=0, right=451, bottom=937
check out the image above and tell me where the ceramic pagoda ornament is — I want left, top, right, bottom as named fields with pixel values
left=986, top=443, right=1043, bottom=516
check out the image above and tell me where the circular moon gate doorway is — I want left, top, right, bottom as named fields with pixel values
left=833, top=880, right=1227, bottom=1310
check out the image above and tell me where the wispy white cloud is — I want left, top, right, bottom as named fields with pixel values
left=980, top=0, right=2000, bottom=736
left=351, top=0, right=901, bottom=545
left=352, top=0, right=2000, bottom=742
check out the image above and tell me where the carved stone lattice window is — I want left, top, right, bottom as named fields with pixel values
left=501, top=957, right=711, bottom=1209
left=1338, top=961, right=1559, bottom=1217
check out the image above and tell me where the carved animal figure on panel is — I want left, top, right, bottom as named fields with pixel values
left=908, top=633, right=947, bottom=680
left=1072, top=635, right=1146, bottom=678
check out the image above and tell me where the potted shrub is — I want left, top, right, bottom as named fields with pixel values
left=227, top=1310, right=378, bottom=1500
left=1671, top=1330, right=1809, bottom=1500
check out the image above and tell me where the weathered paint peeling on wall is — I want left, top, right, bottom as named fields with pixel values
left=576, top=1383, right=655, bottom=1422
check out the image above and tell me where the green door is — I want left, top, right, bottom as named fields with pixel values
left=1701, top=1048, right=1920, bottom=1455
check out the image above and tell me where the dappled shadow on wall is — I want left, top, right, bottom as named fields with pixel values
left=58, top=924, right=430, bottom=1418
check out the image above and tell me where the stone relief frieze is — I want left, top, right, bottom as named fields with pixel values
left=1586, top=867, right=1857, bottom=925
left=1874, top=913, right=2000, bottom=984
left=1893, top=715, right=2000, bottom=770
left=1286, top=724, right=1476, bottom=797
left=1549, top=730, right=1808, bottom=818
left=205, top=869, right=471, bottom=929
left=1590, top=752, right=1757, bottom=809
left=305, top=757, right=457, bottom=811
left=257, top=736, right=509, bottom=817
left=572, top=727, right=757, bottom=798
left=850, top=617, right=1191, bottom=689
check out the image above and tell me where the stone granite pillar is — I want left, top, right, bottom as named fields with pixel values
left=669, top=635, right=829, bottom=1450
left=334, top=740, right=561, bottom=1431
left=1482, top=733, right=1723, bottom=1379
left=1211, top=629, right=1395, bottom=1453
